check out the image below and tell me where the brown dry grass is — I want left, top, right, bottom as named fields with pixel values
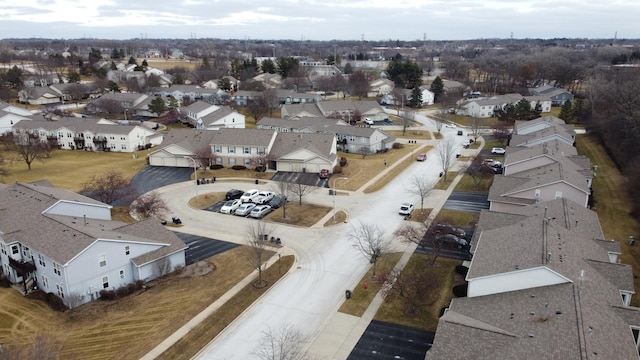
left=454, top=173, right=494, bottom=192
left=338, top=253, right=403, bottom=317
left=265, top=203, right=331, bottom=227
left=384, top=129, right=433, bottom=140
left=434, top=209, right=480, bottom=228
left=575, top=134, right=640, bottom=306
left=0, top=247, right=292, bottom=359
left=0, top=149, right=148, bottom=192
left=374, top=255, right=461, bottom=331
left=432, top=172, right=458, bottom=190
left=324, top=210, right=348, bottom=226
left=139, top=58, right=200, bottom=71
left=338, top=144, right=424, bottom=192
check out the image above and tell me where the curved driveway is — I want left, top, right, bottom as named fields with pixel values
left=151, top=118, right=474, bottom=360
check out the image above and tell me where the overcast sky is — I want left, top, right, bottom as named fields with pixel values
left=0, top=0, right=638, bottom=41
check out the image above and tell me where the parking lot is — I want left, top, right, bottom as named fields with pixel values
left=174, top=232, right=239, bottom=265
left=442, top=191, right=489, bottom=213
left=347, top=320, right=435, bottom=360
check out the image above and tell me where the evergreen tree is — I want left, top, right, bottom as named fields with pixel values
left=409, top=86, right=423, bottom=108
left=148, top=96, right=167, bottom=117
left=260, top=59, right=276, bottom=74
left=430, top=76, right=444, bottom=103
left=218, top=77, right=232, bottom=91
left=559, top=100, right=574, bottom=123
left=128, top=56, right=137, bottom=65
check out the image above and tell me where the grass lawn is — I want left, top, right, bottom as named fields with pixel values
left=434, top=209, right=480, bottom=228
left=576, top=134, right=640, bottom=306
left=363, top=145, right=433, bottom=193
left=384, top=129, right=433, bottom=140
left=454, top=173, right=494, bottom=192
left=374, top=255, right=462, bottom=331
left=139, top=58, right=200, bottom=71
left=0, top=248, right=293, bottom=359
left=265, top=203, right=331, bottom=227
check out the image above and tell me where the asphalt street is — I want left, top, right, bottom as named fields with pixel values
left=347, top=320, right=435, bottom=360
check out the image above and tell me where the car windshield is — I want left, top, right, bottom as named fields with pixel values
left=224, top=201, right=234, bottom=206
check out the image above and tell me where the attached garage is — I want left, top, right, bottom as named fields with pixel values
left=148, top=145, right=194, bottom=167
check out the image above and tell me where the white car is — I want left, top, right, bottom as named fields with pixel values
left=240, top=189, right=259, bottom=203
left=399, top=202, right=414, bottom=216
left=444, top=123, right=456, bottom=128
left=491, top=147, right=506, bottom=155
left=364, top=117, right=374, bottom=125
left=254, top=191, right=275, bottom=204
left=235, top=202, right=256, bottom=216
left=220, top=199, right=242, bottom=214
left=250, top=205, right=272, bottom=219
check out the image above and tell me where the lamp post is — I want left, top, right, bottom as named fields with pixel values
left=332, top=177, right=348, bottom=223
left=184, top=156, right=198, bottom=196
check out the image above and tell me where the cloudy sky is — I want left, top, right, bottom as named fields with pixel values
left=0, top=0, right=637, bottom=41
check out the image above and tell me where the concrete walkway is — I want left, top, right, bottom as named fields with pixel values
left=139, top=120, right=484, bottom=360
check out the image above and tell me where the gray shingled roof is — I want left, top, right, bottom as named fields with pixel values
left=210, top=128, right=276, bottom=147
left=511, top=125, right=575, bottom=147
left=13, top=117, right=155, bottom=136
left=268, top=132, right=336, bottom=162
left=154, top=129, right=218, bottom=153
left=183, top=100, right=216, bottom=114
left=0, top=182, right=185, bottom=266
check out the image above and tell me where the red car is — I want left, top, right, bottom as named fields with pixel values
left=416, top=153, right=427, bottom=162
left=319, top=169, right=329, bottom=179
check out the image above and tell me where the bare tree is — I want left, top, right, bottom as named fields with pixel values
left=244, top=221, right=274, bottom=288
left=1, top=133, right=50, bottom=171
left=65, top=83, right=88, bottom=105
left=129, top=191, right=170, bottom=220
left=436, top=137, right=458, bottom=182
left=80, top=170, right=136, bottom=205
left=271, top=181, right=292, bottom=219
left=252, top=324, right=311, bottom=360
left=409, top=175, right=434, bottom=214
left=289, top=177, right=316, bottom=206
left=380, top=259, right=441, bottom=315
left=470, top=116, right=482, bottom=142
left=394, top=220, right=444, bottom=266
left=349, top=221, right=392, bottom=278
left=493, top=125, right=511, bottom=146
left=464, top=155, right=495, bottom=190
left=193, top=145, right=216, bottom=169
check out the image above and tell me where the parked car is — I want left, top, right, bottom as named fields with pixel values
left=240, top=189, right=259, bottom=203
left=220, top=199, right=242, bottom=214
left=399, top=202, right=414, bottom=216
left=457, top=130, right=464, bottom=136
left=250, top=204, right=272, bottom=219
left=268, top=194, right=287, bottom=209
left=416, top=153, right=427, bottom=162
left=445, top=123, right=456, bottom=128
left=319, top=169, right=329, bottom=179
left=254, top=191, right=275, bottom=204
left=364, top=117, right=374, bottom=125
left=235, top=202, right=256, bottom=216
left=491, top=147, right=506, bottom=155
left=462, top=139, right=471, bottom=148
left=225, top=189, right=244, bottom=200
left=436, top=233, right=468, bottom=249
left=435, top=223, right=466, bottom=238
left=482, top=159, right=500, bottom=166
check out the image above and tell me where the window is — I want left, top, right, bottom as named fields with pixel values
left=53, top=263, right=61, bottom=276
left=243, top=147, right=251, bottom=154
left=41, top=275, right=48, bottom=289
left=229, top=158, right=236, bottom=165
left=258, top=147, right=266, bottom=154
left=58, top=132, right=63, bottom=138
left=102, top=276, right=109, bottom=289
left=244, top=158, right=251, bottom=166
left=119, top=269, right=125, bottom=280
left=38, top=254, right=46, bottom=267
left=228, top=146, right=236, bottom=153
left=0, top=243, right=6, bottom=255
left=125, top=246, right=130, bottom=256
left=120, top=136, right=126, bottom=140
left=109, top=136, right=115, bottom=140
left=56, top=284, right=64, bottom=298
left=99, top=255, right=107, bottom=267
left=214, top=145, right=222, bottom=153
left=216, top=157, right=222, bottom=165
left=121, top=144, right=127, bottom=150
left=11, top=245, right=18, bottom=255
left=66, top=133, right=72, bottom=138
left=555, top=191, right=563, bottom=199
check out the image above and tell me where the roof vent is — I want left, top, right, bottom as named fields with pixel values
left=529, top=311, right=536, bottom=316
left=528, top=334, right=535, bottom=338
left=555, top=310, right=562, bottom=315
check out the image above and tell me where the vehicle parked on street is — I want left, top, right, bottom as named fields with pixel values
left=436, top=233, right=468, bottom=249
left=250, top=205, right=272, bottom=219
left=235, top=202, right=256, bottom=216
left=399, top=202, right=414, bottom=215
left=240, top=189, right=259, bottom=203
left=491, top=147, right=506, bottom=155
left=416, top=153, right=427, bottom=162
left=254, top=191, right=275, bottom=204
left=225, top=189, right=244, bottom=200
left=220, top=199, right=242, bottom=214
left=319, top=169, right=329, bottom=179
left=268, top=194, right=287, bottom=209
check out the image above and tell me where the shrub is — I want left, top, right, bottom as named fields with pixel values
left=392, top=142, right=404, bottom=149
left=255, top=166, right=266, bottom=172
left=135, top=280, right=144, bottom=289
left=455, top=265, right=469, bottom=276
left=452, top=284, right=468, bottom=297
left=0, top=274, right=11, bottom=288
left=231, top=165, right=247, bottom=170
left=210, top=164, right=224, bottom=170
left=340, top=157, right=348, bottom=166
left=116, top=286, right=129, bottom=298
left=99, top=289, right=116, bottom=301
left=45, top=293, right=67, bottom=311
left=333, top=165, right=343, bottom=174
left=127, top=283, right=137, bottom=293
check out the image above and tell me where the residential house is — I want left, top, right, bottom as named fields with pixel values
left=232, top=90, right=261, bottom=107
left=89, top=92, right=149, bottom=116
left=181, top=100, right=245, bottom=130
left=17, top=87, right=60, bottom=105
left=50, top=83, right=102, bottom=102
left=151, top=85, right=217, bottom=103
left=251, top=73, right=283, bottom=89
left=257, top=116, right=396, bottom=154
left=368, top=78, right=395, bottom=98
left=510, top=125, right=575, bottom=148
left=458, top=94, right=552, bottom=118
left=427, top=198, right=640, bottom=359
left=502, top=140, right=592, bottom=179
left=379, top=87, right=434, bottom=106
left=0, top=101, right=32, bottom=134
left=312, top=100, right=388, bottom=123
left=487, top=161, right=591, bottom=211
left=12, top=117, right=163, bottom=152
left=514, top=115, right=575, bottom=136
left=0, top=181, right=187, bottom=308
left=300, top=64, right=340, bottom=77
left=148, top=128, right=338, bottom=173
left=529, top=85, right=574, bottom=106
left=275, top=90, right=322, bottom=105
left=280, top=103, right=325, bottom=119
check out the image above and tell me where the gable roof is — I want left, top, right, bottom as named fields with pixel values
left=268, top=132, right=336, bottom=162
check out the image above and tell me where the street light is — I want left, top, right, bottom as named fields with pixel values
left=332, top=177, right=348, bottom=223
left=184, top=156, right=198, bottom=196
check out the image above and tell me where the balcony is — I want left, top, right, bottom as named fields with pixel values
left=8, top=257, right=37, bottom=273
